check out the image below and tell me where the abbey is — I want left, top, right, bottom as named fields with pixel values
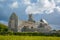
left=8, top=13, right=51, bottom=33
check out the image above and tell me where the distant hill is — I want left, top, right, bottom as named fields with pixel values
left=0, top=23, right=8, bottom=32
left=0, top=23, right=8, bottom=28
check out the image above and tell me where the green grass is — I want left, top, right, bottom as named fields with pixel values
left=0, top=35, right=60, bottom=40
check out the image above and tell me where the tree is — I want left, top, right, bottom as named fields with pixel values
left=0, top=23, right=8, bottom=33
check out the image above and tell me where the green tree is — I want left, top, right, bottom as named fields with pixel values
left=0, top=23, right=8, bottom=33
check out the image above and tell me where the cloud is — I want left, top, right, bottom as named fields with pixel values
left=0, top=20, right=8, bottom=26
left=50, top=24, right=60, bottom=30
left=0, top=0, right=60, bottom=25
left=10, top=1, right=19, bottom=9
left=24, top=0, right=60, bottom=14
left=23, top=0, right=31, bottom=5
left=56, top=6, right=60, bottom=12
left=56, top=0, right=60, bottom=3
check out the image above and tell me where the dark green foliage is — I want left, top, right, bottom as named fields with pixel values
left=0, top=23, right=8, bottom=34
left=0, top=23, right=60, bottom=37
left=14, top=32, right=60, bottom=37
left=0, top=32, right=60, bottom=37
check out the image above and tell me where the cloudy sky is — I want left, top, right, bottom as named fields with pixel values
left=0, top=0, right=60, bottom=30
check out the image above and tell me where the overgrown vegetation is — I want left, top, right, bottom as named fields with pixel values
left=0, top=23, right=60, bottom=37
left=0, top=23, right=8, bottom=34
left=7, top=32, right=60, bottom=37
left=0, top=36, right=60, bottom=40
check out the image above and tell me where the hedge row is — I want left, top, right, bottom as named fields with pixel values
left=0, top=32, right=60, bottom=37
left=12, top=32, right=60, bottom=37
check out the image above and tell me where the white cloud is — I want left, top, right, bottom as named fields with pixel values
left=56, top=0, right=60, bottom=3
left=50, top=24, right=60, bottom=30
left=0, top=20, right=8, bottom=26
left=24, top=0, right=60, bottom=14
left=45, top=10, right=54, bottom=14
left=7, top=0, right=60, bottom=14
left=25, top=0, right=56, bottom=14
left=56, top=6, right=60, bottom=12
left=10, top=1, right=19, bottom=9
left=26, top=6, right=40, bottom=14
left=23, top=0, right=31, bottom=5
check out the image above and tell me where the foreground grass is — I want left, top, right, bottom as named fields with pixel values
left=0, top=35, right=60, bottom=40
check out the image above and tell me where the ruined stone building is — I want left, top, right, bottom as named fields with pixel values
left=8, top=13, right=51, bottom=33
left=8, top=13, right=18, bottom=32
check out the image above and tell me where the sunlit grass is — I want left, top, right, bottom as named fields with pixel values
left=0, top=35, right=60, bottom=40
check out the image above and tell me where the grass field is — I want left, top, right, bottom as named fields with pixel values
left=0, top=35, right=60, bottom=40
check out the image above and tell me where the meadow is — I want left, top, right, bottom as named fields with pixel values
left=0, top=35, right=60, bottom=40
left=0, top=24, right=60, bottom=40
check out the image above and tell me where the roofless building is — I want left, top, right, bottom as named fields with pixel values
left=8, top=12, right=18, bottom=32
left=8, top=13, right=51, bottom=33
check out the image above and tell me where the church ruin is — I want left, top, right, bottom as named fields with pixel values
left=8, top=13, right=51, bottom=33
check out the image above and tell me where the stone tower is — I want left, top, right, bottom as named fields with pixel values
left=28, top=14, right=35, bottom=22
left=8, top=12, right=18, bottom=32
left=38, top=19, right=51, bottom=33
